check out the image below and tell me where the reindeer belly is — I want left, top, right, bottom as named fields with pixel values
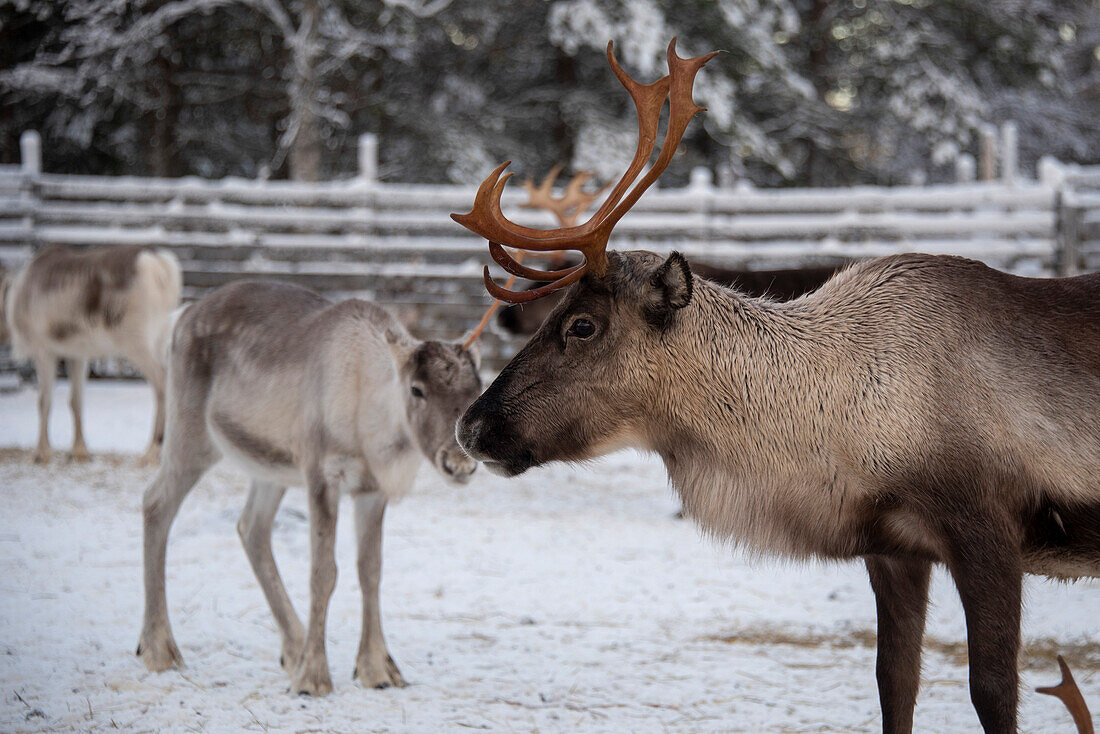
left=1022, top=496, right=1100, bottom=580
left=209, top=411, right=302, bottom=487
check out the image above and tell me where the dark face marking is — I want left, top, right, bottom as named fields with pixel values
left=459, top=252, right=686, bottom=475
left=402, top=340, right=483, bottom=470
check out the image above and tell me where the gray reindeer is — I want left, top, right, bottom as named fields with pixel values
left=137, top=280, right=481, bottom=695
left=453, top=39, right=1100, bottom=733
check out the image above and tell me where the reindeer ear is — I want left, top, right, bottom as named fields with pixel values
left=455, top=339, right=481, bottom=371
left=384, top=326, right=416, bottom=364
left=645, top=251, right=693, bottom=326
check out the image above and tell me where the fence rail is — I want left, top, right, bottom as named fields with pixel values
left=1, top=131, right=1097, bottom=370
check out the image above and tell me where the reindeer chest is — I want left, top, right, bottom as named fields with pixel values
left=672, top=457, right=874, bottom=560
left=359, top=431, right=421, bottom=500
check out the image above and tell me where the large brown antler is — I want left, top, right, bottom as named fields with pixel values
left=520, top=165, right=608, bottom=228
left=1036, top=655, right=1095, bottom=734
left=451, top=37, right=717, bottom=304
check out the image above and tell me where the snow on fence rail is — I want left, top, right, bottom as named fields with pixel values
left=0, top=131, right=1095, bottom=370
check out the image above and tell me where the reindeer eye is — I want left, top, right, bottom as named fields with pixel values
left=410, top=385, right=425, bottom=399
left=567, top=318, right=596, bottom=339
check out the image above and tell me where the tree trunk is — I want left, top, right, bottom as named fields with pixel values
left=149, top=51, right=180, bottom=177
left=143, top=3, right=180, bottom=177
left=288, top=0, right=322, bottom=181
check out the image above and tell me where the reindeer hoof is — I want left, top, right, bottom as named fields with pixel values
left=289, top=659, right=333, bottom=697
left=32, top=450, right=50, bottom=465
left=137, top=449, right=161, bottom=468
left=70, top=447, right=91, bottom=462
left=353, top=654, right=407, bottom=689
left=136, top=633, right=184, bottom=672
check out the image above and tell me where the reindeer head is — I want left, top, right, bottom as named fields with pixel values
left=451, top=38, right=715, bottom=475
left=458, top=250, right=694, bottom=475
left=387, top=330, right=482, bottom=483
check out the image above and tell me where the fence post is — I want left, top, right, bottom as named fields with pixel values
left=1038, top=156, right=1064, bottom=188
left=955, top=153, right=975, bottom=183
left=978, top=125, right=997, bottom=182
left=20, top=130, right=41, bottom=177
left=1056, top=189, right=1081, bottom=276
left=358, top=133, right=378, bottom=183
left=19, top=130, right=41, bottom=252
left=1000, top=121, right=1017, bottom=186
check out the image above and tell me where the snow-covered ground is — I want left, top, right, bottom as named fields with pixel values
left=0, top=380, right=1096, bottom=732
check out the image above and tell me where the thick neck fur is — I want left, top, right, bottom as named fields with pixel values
left=643, top=273, right=905, bottom=559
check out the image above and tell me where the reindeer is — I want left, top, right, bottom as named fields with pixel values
left=1, top=244, right=182, bottom=464
left=452, top=39, right=1100, bottom=733
left=137, top=279, right=482, bottom=695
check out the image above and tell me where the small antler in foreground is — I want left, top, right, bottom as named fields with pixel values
left=1036, top=655, right=1095, bottom=734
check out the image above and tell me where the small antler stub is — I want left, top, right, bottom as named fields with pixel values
left=1036, top=655, right=1095, bottom=734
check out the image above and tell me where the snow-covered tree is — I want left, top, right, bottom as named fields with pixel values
left=1, top=0, right=1097, bottom=183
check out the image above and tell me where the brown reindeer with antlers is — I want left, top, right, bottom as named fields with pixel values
left=452, top=38, right=1100, bottom=733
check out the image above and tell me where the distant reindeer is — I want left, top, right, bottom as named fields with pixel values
left=452, top=39, right=1100, bottom=733
left=137, top=280, right=482, bottom=696
left=2, top=244, right=182, bottom=464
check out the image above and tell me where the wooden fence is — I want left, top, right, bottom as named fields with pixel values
left=1, top=130, right=1096, bottom=371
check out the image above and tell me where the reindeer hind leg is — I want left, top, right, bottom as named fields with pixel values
left=237, top=481, right=304, bottom=670
left=32, top=354, right=56, bottom=464
left=137, top=394, right=219, bottom=672
left=67, top=358, right=90, bottom=461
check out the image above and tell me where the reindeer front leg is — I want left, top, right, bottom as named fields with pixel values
left=128, top=346, right=166, bottom=467
left=866, top=555, right=932, bottom=734
left=289, top=465, right=339, bottom=696
left=32, top=354, right=56, bottom=464
left=943, top=514, right=1022, bottom=733
left=352, top=491, right=406, bottom=689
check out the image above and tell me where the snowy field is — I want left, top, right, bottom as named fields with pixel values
left=0, top=380, right=1096, bottom=733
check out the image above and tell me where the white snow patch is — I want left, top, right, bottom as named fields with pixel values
left=0, top=381, right=1095, bottom=732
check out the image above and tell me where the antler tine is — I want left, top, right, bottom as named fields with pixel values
left=596, top=38, right=719, bottom=232
left=489, top=242, right=578, bottom=282
left=450, top=41, right=674, bottom=255
left=538, top=163, right=564, bottom=194
left=451, top=37, right=716, bottom=303
left=559, top=173, right=606, bottom=227
left=1036, top=655, right=1095, bottom=734
left=484, top=261, right=587, bottom=303
left=462, top=273, right=514, bottom=349
left=519, top=164, right=566, bottom=211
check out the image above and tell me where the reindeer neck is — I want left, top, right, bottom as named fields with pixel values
left=647, top=280, right=877, bottom=556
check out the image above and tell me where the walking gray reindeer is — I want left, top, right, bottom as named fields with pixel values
left=137, top=279, right=483, bottom=695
